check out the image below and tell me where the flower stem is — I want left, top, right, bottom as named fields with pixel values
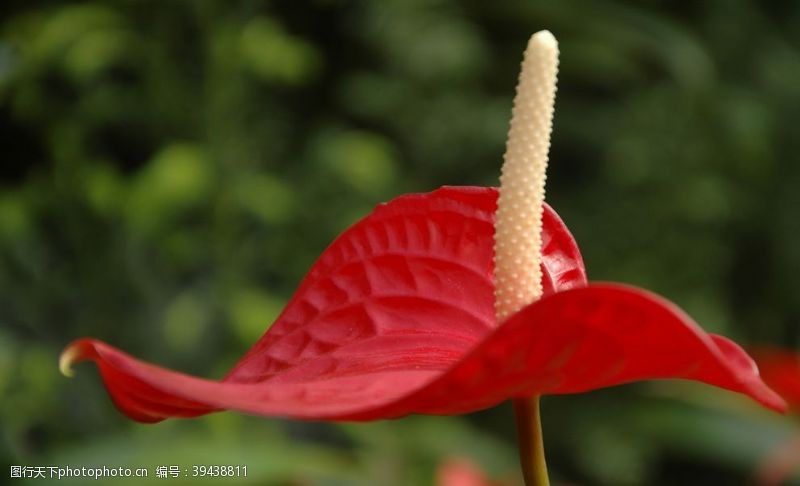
left=514, top=396, right=549, bottom=486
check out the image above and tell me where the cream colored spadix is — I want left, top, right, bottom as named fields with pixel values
left=494, top=31, right=559, bottom=323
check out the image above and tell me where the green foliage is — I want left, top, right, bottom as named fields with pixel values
left=1, top=1, right=799, bottom=484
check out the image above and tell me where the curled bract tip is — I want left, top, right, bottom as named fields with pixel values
left=59, top=340, right=89, bottom=378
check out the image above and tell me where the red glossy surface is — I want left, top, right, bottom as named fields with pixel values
left=62, top=186, right=785, bottom=422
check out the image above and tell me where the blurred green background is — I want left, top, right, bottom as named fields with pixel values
left=2, top=1, right=799, bottom=484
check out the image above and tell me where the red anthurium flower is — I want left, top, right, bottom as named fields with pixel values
left=59, top=185, right=783, bottom=422
left=60, top=30, right=784, bottom=485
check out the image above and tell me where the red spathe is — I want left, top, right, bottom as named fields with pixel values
left=62, top=186, right=786, bottom=422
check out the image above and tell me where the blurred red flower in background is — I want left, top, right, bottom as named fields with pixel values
left=751, top=349, right=800, bottom=485
left=436, top=456, right=514, bottom=486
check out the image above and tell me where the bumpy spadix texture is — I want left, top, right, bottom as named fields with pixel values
left=494, top=31, right=559, bottom=322
left=61, top=187, right=785, bottom=422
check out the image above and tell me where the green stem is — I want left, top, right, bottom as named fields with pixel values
left=513, top=396, right=549, bottom=486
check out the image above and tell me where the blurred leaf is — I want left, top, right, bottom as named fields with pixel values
left=126, top=143, right=214, bottom=234
left=310, top=129, right=398, bottom=195
left=240, top=18, right=322, bottom=85
left=81, top=162, right=123, bottom=216
left=0, top=192, right=31, bottom=241
left=233, top=174, right=295, bottom=225
left=227, top=287, right=284, bottom=345
left=163, top=291, right=211, bottom=353
left=63, top=28, right=133, bottom=83
left=32, top=424, right=359, bottom=485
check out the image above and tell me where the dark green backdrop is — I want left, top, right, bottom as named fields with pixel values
left=1, top=1, right=799, bottom=484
